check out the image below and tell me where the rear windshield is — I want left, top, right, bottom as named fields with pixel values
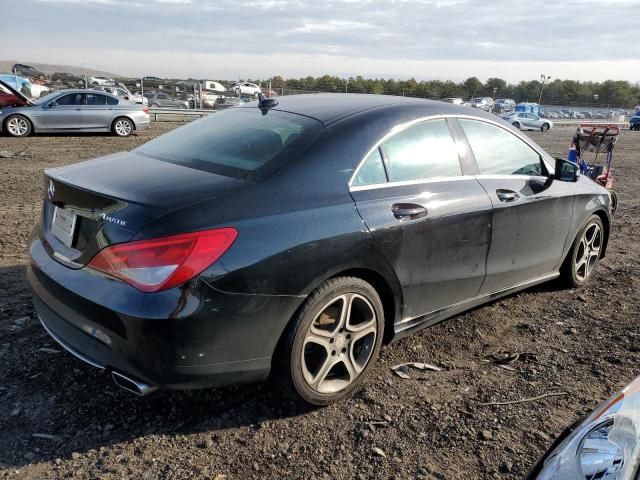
left=135, top=107, right=323, bottom=181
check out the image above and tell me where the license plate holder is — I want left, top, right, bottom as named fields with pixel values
left=51, top=206, right=77, bottom=248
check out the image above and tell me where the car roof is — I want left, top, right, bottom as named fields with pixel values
left=250, top=93, right=478, bottom=127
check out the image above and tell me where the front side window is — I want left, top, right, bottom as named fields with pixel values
left=380, top=119, right=462, bottom=182
left=56, top=93, right=85, bottom=106
left=459, top=119, right=543, bottom=176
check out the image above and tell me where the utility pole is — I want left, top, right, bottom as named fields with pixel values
left=538, top=74, right=551, bottom=104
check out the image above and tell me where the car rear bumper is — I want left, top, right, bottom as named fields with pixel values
left=28, top=235, right=300, bottom=391
left=136, top=119, right=151, bottom=130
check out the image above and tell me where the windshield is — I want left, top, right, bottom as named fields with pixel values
left=135, top=107, right=323, bottom=181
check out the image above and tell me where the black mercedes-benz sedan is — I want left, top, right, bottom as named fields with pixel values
left=28, top=94, right=613, bottom=405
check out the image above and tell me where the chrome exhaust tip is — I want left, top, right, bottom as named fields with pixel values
left=111, top=371, right=158, bottom=396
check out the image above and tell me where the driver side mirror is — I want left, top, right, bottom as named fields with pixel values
left=553, top=158, right=580, bottom=182
left=47, top=101, right=58, bottom=108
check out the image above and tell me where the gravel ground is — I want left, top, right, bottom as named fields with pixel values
left=0, top=123, right=638, bottom=480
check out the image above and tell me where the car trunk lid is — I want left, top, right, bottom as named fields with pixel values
left=42, top=151, right=248, bottom=267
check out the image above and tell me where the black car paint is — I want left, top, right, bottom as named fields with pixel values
left=28, top=94, right=611, bottom=391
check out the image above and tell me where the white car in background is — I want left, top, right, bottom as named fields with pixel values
left=93, top=85, right=148, bottom=105
left=501, top=112, right=553, bottom=132
left=203, top=81, right=227, bottom=93
left=228, top=82, right=261, bottom=97
left=89, top=76, right=114, bottom=86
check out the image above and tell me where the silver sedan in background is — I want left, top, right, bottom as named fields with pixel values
left=501, top=111, right=553, bottom=132
left=0, top=82, right=150, bottom=137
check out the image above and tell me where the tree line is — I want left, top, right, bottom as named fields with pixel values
left=257, top=75, right=640, bottom=107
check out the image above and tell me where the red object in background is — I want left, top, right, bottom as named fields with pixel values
left=0, top=93, right=25, bottom=108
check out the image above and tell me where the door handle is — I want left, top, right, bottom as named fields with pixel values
left=391, top=203, right=428, bottom=220
left=496, top=189, right=519, bottom=202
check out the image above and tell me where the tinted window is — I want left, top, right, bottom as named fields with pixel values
left=56, top=93, right=85, bottom=106
left=86, top=93, right=107, bottom=105
left=459, top=119, right=543, bottom=176
left=352, top=148, right=386, bottom=186
left=381, top=119, right=461, bottom=182
left=136, top=108, right=323, bottom=181
left=107, top=96, right=119, bottom=106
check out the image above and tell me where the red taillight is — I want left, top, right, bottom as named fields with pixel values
left=87, top=228, right=237, bottom=292
left=143, top=107, right=149, bottom=114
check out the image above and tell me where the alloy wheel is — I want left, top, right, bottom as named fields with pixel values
left=114, top=119, right=132, bottom=136
left=301, top=293, right=377, bottom=394
left=574, top=222, right=602, bottom=282
left=7, top=117, right=29, bottom=136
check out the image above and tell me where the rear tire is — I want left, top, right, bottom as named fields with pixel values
left=112, top=117, right=134, bottom=137
left=276, top=277, right=384, bottom=406
left=4, top=114, right=32, bottom=137
left=541, top=123, right=550, bottom=132
left=561, top=215, right=604, bottom=287
left=512, top=121, right=521, bottom=130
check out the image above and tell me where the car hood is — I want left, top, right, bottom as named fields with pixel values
left=0, top=79, right=33, bottom=106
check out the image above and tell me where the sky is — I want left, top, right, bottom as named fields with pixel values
left=2, top=0, right=640, bottom=83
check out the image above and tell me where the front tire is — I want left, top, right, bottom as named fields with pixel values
left=4, top=114, right=32, bottom=137
left=277, top=277, right=384, bottom=405
left=561, top=215, right=604, bottom=287
left=112, top=117, right=134, bottom=137
left=512, top=121, right=521, bottom=130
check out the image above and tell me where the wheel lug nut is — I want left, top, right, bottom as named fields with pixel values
left=346, top=334, right=351, bottom=339
left=341, top=347, right=347, bottom=353
left=329, top=338, right=334, bottom=344
left=331, top=350, right=336, bottom=356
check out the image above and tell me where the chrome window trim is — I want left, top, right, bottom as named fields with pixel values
left=348, top=113, right=555, bottom=190
left=350, top=175, right=476, bottom=192
left=473, top=174, right=550, bottom=181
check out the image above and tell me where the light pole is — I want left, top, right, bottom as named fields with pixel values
left=345, top=78, right=349, bottom=94
left=538, top=74, right=551, bottom=104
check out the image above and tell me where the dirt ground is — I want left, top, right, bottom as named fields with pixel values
left=0, top=123, right=638, bottom=480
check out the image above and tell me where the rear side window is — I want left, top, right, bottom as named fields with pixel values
left=352, top=148, right=387, bottom=186
left=86, top=93, right=107, bottom=105
left=136, top=108, right=323, bottom=181
left=107, top=96, right=118, bottom=106
left=381, top=119, right=461, bottom=182
left=459, top=119, right=543, bottom=176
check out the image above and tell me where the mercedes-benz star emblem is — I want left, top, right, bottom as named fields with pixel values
left=48, top=180, right=55, bottom=200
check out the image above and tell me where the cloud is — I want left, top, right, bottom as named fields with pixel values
left=2, top=0, right=639, bottom=81
left=291, top=20, right=376, bottom=33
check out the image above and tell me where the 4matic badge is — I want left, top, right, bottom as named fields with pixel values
left=99, top=213, right=127, bottom=227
